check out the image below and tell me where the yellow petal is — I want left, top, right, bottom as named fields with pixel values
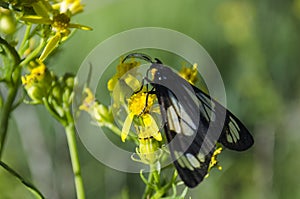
left=68, top=23, right=93, bottom=31
left=143, top=114, right=152, bottom=126
left=148, top=115, right=162, bottom=141
left=121, top=113, right=134, bottom=142
left=107, top=77, right=117, bottom=91
left=32, top=1, right=53, bottom=18
left=153, top=132, right=162, bottom=141
left=123, top=74, right=141, bottom=91
left=21, top=76, right=27, bottom=85
left=39, top=33, right=61, bottom=61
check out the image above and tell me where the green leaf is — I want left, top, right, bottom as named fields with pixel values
left=0, top=161, right=45, bottom=199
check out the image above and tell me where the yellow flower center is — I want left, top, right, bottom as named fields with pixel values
left=52, top=13, right=70, bottom=32
left=128, top=92, right=156, bottom=116
left=179, top=63, right=198, bottom=84
left=21, top=63, right=47, bottom=86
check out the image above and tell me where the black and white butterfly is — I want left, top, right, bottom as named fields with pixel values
left=122, top=53, right=254, bottom=188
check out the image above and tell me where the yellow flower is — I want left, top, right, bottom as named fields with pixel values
left=52, top=0, right=84, bottom=15
left=20, top=0, right=92, bottom=61
left=21, top=62, right=47, bottom=86
left=79, top=88, right=95, bottom=112
left=179, top=63, right=198, bottom=85
left=22, top=60, right=54, bottom=103
left=128, top=92, right=155, bottom=115
left=79, top=88, right=113, bottom=123
left=205, top=145, right=223, bottom=178
left=121, top=92, right=162, bottom=142
left=107, top=58, right=140, bottom=92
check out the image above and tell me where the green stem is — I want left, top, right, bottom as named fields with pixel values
left=142, top=170, right=154, bottom=199
left=42, top=98, right=66, bottom=126
left=18, top=24, right=32, bottom=55
left=20, top=39, right=46, bottom=66
left=64, top=114, right=86, bottom=199
left=0, top=37, right=20, bottom=63
left=102, top=122, right=139, bottom=144
left=0, top=37, right=21, bottom=159
left=151, top=170, right=178, bottom=199
left=0, top=161, right=45, bottom=199
left=0, top=90, right=3, bottom=108
left=0, top=85, right=18, bottom=158
left=142, top=164, right=161, bottom=199
left=102, top=122, right=122, bottom=136
left=151, top=183, right=172, bottom=199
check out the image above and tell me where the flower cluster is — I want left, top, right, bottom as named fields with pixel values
left=206, top=145, right=223, bottom=178
left=20, top=0, right=92, bottom=61
left=21, top=60, right=75, bottom=124
left=19, top=1, right=92, bottom=123
left=21, top=60, right=54, bottom=103
left=0, top=1, right=89, bottom=198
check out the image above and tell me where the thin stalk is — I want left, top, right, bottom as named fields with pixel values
left=64, top=112, right=86, bottom=199
left=151, top=183, right=172, bottom=199
left=102, top=122, right=139, bottom=144
left=0, top=37, right=21, bottom=158
left=0, top=85, right=18, bottom=158
left=42, top=98, right=66, bottom=126
left=20, top=39, right=46, bottom=66
left=18, top=24, right=32, bottom=55
left=151, top=170, right=178, bottom=199
left=142, top=170, right=154, bottom=199
left=0, top=37, right=20, bottom=63
left=142, top=164, right=160, bottom=199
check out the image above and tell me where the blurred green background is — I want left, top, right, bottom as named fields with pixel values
left=1, top=0, right=300, bottom=198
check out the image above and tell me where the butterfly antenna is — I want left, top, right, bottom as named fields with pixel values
left=154, top=58, right=163, bottom=64
left=122, top=53, right=154, bottom=63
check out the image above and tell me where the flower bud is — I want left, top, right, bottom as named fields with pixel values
left=0, top=11, right=16, bottom=35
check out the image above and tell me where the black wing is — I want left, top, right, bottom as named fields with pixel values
left=152, top=66, right=218, bottom=187
left=155, top=83, right=216, bottom=188
left=151, top=65, right=253, bottom=188
left=192, top=85, right=254, bottom=151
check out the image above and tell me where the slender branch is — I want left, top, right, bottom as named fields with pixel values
left=42, top=98, right=66, bottom=126
left=0, top=36, right=21, bottom=158
left=18, top=24, right=32, bottom=56
left=64, top=111, right=86, bottom=199
left=142, top=171, right=154, bottom=199
left=0, top=90, right=3, bottom=108
left=101, top=122, right=139, bottom=144
left=0, top=161, right=45, bottom=199
left=0, top=37, right=21, bottom=64
left=20, top=39, right=46, bottom=66
left=151, top=183, right=172, bottom=199
left=0, top=85, right=18, bottom=158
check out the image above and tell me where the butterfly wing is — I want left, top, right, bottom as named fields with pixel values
left=192, top=85, right=254, bottom=151
left=154, top=83, right=216, bottom=188
left=151, top=64, right=253, bottom=187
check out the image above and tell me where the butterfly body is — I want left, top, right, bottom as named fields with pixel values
left=122, top=53, right=254, bottom=188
